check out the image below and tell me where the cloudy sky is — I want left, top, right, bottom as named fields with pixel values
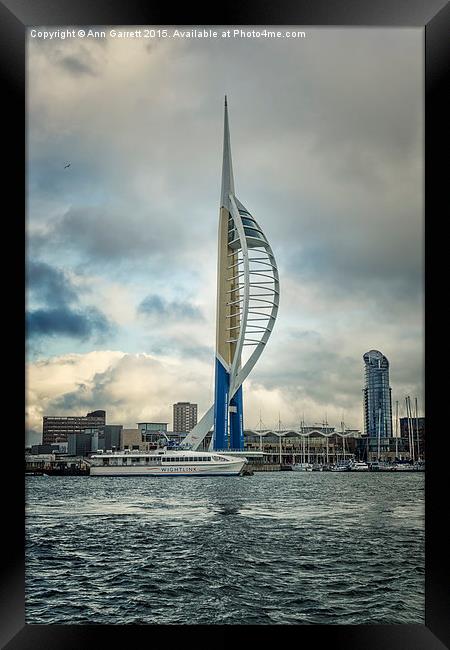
left=26, top=27, right=424, bottom=444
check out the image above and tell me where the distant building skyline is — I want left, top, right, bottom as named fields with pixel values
left=39, top=385, right=425, bottom=447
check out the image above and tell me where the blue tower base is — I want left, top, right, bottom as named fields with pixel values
left=229, top=385, right=244, bottom=449
left=213, top=357, right=229, bottom=450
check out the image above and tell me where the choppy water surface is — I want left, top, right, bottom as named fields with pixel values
left=25, top=473, right=424, bottom=624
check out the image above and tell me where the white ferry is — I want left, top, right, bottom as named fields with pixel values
left=89, top=449, right=247, bottom=477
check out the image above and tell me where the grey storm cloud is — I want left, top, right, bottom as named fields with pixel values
left=26, top=259, right=114, bottom=341
left=26, top=259, right=79, bottom=306
left=138, top=294, right=204, bottom=321
left=44, top=206, right=163, bottom=260
left=26, top=306, right=112, bottom=340
left=31, top=38, right=104, bottom=77
left=50, top=381, right=105, bottom=412
left=58, top=54, right=97, bottom=77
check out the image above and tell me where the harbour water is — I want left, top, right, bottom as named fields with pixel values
left=25, top=472, right=424, bottom=625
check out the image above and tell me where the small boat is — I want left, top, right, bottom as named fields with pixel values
left=370, top=462, right=395, bottom=472
left=292, top=462, right=313, bottom=472
left=349, top=461, right=369, bottom=471
left=330, top=462, right=350, bottom=472
left=393, top=463, right=416, bottom=472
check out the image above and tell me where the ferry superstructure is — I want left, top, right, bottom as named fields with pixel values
left=89, top=449, right=247, bottom=477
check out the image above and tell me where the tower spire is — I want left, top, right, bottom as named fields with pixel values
left=221, top=95, right=235, bottom=209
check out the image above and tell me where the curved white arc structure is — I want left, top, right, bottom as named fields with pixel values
left=228, top=194, right=250, bottom=390
left=228, top=194, right=279, bottom=399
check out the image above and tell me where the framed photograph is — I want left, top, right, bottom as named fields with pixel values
left=3, top=0, right=448, bottom=647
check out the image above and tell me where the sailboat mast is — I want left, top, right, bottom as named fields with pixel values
left=415, top=397, right=420, bottom=461
left=405, top=397, right=410, bottom=460
left=395, top=400, right=399, bottom=459
left=410, top=396, right=416, bottom=463
left=341, top=418, right=346, bottom=461
left=278, top=412, right=282, bottom=465
left=259, top=409, right=262, bottom=451
left=406, top=396, right=414, bottom=462
left=303, top=424, right=305, bottom=464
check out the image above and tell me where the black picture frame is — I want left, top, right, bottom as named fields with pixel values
left=3, top=0, right=448, bottom=647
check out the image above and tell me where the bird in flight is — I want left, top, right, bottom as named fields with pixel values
left=64, top=162, right=71, bottom=169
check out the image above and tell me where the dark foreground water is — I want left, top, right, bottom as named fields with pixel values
left=25, top=472, right=424, bottom=625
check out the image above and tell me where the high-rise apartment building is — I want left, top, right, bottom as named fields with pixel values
left=363, top=350, right=393, bottom=438
left=173, top=402, right=198, bottom=433
left=42, top=410, right=106, bottom=445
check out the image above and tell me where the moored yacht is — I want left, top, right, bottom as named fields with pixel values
left=292, top=462, right=313, bottom=472
left=370, top=461, right=396, bottom=472
left=89, top=449, right=247, bottom=477
left=330, top=462, right=350, bottom=472
left=393, top=462, right=416, bottom=472
left=349, top=461, right=369, bottom=471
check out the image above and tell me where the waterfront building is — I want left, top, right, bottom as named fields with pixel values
left=173, top=402, right=198, bottom=433
left=400, top=416, right=425, bottom=441
left=42, top=410, right=106, bottom=445
left=30, top=443, right=66, bottom=455
left=183, top=97, right=279, bottom=452
left=121, top=428, right=162, bottom=452
left=66, top=425, right=122, bottom=456
left=138, top=422, right=168, bottom=444
left=363, top=350, right=393, bottom=439
left=100, top=424, right=122, bottom=451
left=244, top=427, right=362, bottom=465
left=90, top=428, right=100, bottom=452
left=67, top=431, right=94, bottom=456
left=121, top=428, right=142, bottom=450
left=138, top=422, right=168, bottom=434
left=356, top=435, right=411, bottom=462
left=399, top=415, right=425, bottom=461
